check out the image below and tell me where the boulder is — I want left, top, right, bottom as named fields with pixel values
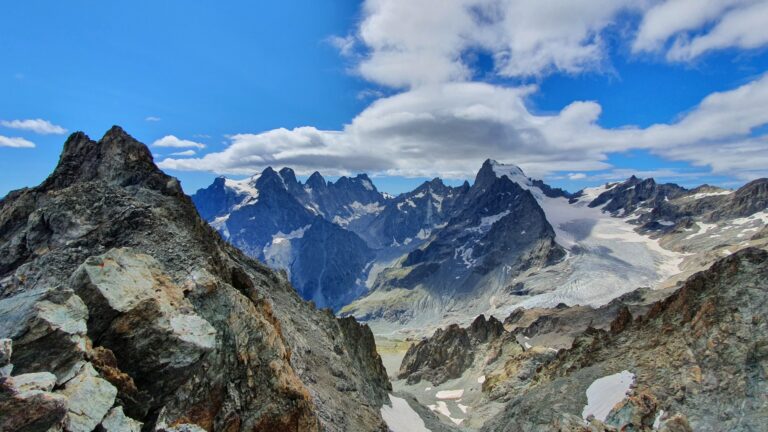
left=0, top=288, right=89, bottom=383
left=98, top=406, right=142, bottom=432
left=605, top=392, right=658, bottom=430
left=59, top=362, right=118, bottom=432
left=71, top=248, right=216, bottom=396
left=0, top=370, right=67, bottom=432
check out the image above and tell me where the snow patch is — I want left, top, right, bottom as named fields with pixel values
left=477, top=375, right=486, bottom=384
left=689, top=190, right=732, bottom=200
left=466, top=210, right=511, bottom=233
left=381, top=394, right=431, bottom=432
left=435, top=389, right=464, bottom=400
left=262, top=225, right=311, bottom=276
left=211, top=215, right=230, bottom=240
left=582, top=370, right=635, bottom=422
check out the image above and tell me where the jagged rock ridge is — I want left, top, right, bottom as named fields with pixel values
left=0, top=127, right=391, bottom=431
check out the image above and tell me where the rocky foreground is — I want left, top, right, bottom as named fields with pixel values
left=0, top=127, right=391, bottom=431
left=396, top=248, right=767, bottom=431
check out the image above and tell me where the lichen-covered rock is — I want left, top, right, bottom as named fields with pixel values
left=0, top=338, right=12, bottom=377
left=71, top=248, right=216, bottom=399
left=0, top=370, right=68, bottom=432
left=605, top=392, right=658, bottom=431
left=657, top=414, right=693, bottom=432
left=98, top=406, right=142, bottom=432
left=0, top=288, right=89, bottom=384
left=59, top=362, right=118, bottom=432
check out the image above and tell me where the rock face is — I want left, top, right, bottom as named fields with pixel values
left=481, top=248, right=768, bottom=431
left=0, top=127, right=391, bottom=431
left=398, top=314, right=505, bottom=385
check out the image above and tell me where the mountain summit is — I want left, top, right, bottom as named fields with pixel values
left=0, top=128, right=391, bottom=431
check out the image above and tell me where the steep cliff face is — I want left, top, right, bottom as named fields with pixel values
left=0, top=127, right=391, bottom=431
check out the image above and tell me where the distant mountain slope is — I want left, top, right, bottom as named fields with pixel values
left=191, top=167, right=377, bottom=310
left=362, top=178, right=469, bottom=248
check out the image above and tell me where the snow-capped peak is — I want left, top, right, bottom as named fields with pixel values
left=488, top=159, right=531, bottom=187
left=224, top=176, right=260, bottom=198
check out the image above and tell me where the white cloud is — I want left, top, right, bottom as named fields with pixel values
left=145, top=116, right=162, bottom=122
left=170, top=149, right=197, bottom=157
left=353, top=0, right=642, bottom=87
left=159, top=73, right=768, bottom=182
left=634, top=0, right=768, bottom=61
left=1, top=118, right=67, bottom=135
left=152, top=135, right=206, bottom=149
left=158, top=1, right=768, bottom=183
left=0, top=135, right=35, bottom=148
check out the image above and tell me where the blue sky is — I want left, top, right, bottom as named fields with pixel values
left=2, top=1, right=768, bottom=197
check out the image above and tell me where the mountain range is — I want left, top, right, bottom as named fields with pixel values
left=191, top=158, right=768, bottom=332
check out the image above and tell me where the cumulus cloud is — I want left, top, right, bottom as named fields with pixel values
left=152, top=135, right=206, bottom=149
left=354, top=0, right=640, bottom=86
left=159, top=73, right=768, bottom=181
left=158, top=1, right=768, bottom=183
left=0, top=135, right=35, bottom=148
left=1, top=118, right=67, bottom=135
left=634, top=0, right=768, bottom=61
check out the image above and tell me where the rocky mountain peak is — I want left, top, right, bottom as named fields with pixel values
left=475, top=159, right=529, bottom=191
left=306, top=171, right=327, bottom=189
left=41, top=126, right=180, bottom=196
left=255, top=166, right=288, bottom=190
left=0, top=127, right=392, bottom=431
left=278, top=167, right=298, bottom=185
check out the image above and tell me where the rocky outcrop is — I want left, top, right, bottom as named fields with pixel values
left=0, top=127, right=391, bottom=431
left=399, top=324, right=473, bottom=385
left=398, top=314, right=507, bottom=385
left=0, top=366, right=68, bottom=431
left=588, top=176, right=688, bottom=216
left=481, top=248, right=768, bottom=431
left=707, top=178, right=768, bottom=221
